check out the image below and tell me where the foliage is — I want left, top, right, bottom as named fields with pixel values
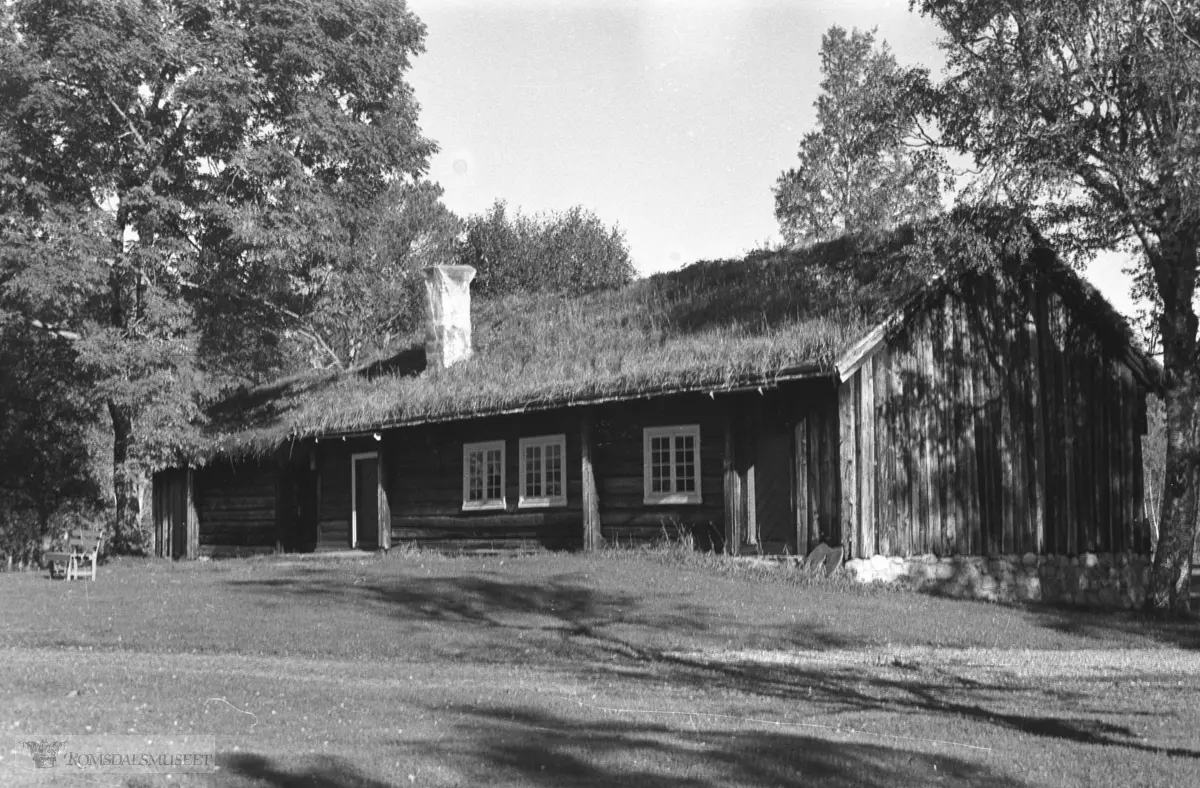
left=1142, top=395, right=1166, bottom=542
left=199, top=179, right=461, bottom=375
left=0, top=0, right=436, bottom=548
left=773, top=26, right=946, bottom=246
left=456, top=200, right=636, bottom=298
left=0, top=322, right=103, bottom=563
left=915, top=0, right=1199, bottom=614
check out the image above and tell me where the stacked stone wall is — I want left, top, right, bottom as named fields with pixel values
left=842, top=552, right=1152, bottom=609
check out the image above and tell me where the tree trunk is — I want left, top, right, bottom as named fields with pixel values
left=108, top=400, right=142, bottom=554
left=1147, top=234, right=1200, bottom=615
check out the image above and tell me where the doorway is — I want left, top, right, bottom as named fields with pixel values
left=352, top=452, right=379, bottom=549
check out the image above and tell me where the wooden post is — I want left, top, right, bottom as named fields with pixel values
left=838, top=374, right=858, bottom=555
left=151, top=473, right=164, bottom=558
left=1028, top=292, right=1047, bottom=554
left=723, top=400, right=742, bottom=555
left=859, top=356, right=876, bottom=559
left=794, top=419, right=809, bottom=556
left=185, top=468, right=199, bottom=559
left=745, top=398, right=759, bottom=547
left=581, top=409, right=601, bottom=551
left=378, top=445, right=392, bottom=550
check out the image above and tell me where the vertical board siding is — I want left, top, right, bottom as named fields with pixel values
left=859, top=274, right=1149, bottom=559
left=838, top=375, right=858, bottom=556
left=859, top=356, right=876, bottom=558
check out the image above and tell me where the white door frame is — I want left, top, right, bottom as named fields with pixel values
left=350, top=451, right=378, bottom=548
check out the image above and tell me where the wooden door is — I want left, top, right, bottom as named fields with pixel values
left=353, top=454, right=379, bottom=549
left=755, top=429, right=794, bottom=553
left=295, top=466, right=320, bottom=551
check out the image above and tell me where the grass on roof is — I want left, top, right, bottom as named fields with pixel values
left=207, top=233, right=926, bottom=458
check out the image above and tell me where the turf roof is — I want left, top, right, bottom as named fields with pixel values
left=206, top=232, right=927, bottom=459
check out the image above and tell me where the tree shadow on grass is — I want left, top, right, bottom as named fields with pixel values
left=647, top=655, right=1200, bottom=761
left=439, top=704, right=1026, bottom=788
left=1028, top=605, right=1200, bottom=650
left=228, top=570, right=1200, bottom=764
left=219, top=753, right=393, bottom=788
left=231, top=569, right=865, bottom=666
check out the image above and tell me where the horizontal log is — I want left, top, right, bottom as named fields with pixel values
left=195, top=485, right=275, bottom=499
left=199, top=531, right=274, bottom=547
left=394, top=537, right=579, bottom=551
left=599, top=510, right=722, bottom=529
left=197, top=497, right=277, bottom=512
left=389, top=501, right=583, bottom=518
left=392, top=513, right=581, bottom=531
left=199, top=545, right=275, bottom=557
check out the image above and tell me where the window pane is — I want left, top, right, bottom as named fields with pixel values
left=525, top=445, right=542, bottom=498
left=545, top=443, right=562, bottom=497
left=675, top=434, right=695, bottom=493
left=486, top=448, right=503, bottom=500
left=468, top=451, right=483, bottom=501
left=650, top=435, right=671, bottom=493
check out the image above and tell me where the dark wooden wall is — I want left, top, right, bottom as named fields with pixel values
left=193, top=461, right=279, bottom=552
left=388, top=410, right=584, bottom=550
left=794, top=386, right=842, bottom=554
left=316, top=440, right=350, bottom=549
left=151, top=468, right=197, bottom=559
left=191, top=387, right=839, bottom=556
left=721, top=384, right=840, bottom=557
left=593, top=395, right=725, bottom=548
left=842, top=276, right=1152, bottom=559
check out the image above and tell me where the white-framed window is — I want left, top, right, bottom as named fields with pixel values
left=518, top=434, right=567, bottom=508
left=463, top=440, right=506, bottom=511
left=643, top=425, right=702, bottom=505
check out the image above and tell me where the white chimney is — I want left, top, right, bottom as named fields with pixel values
left=421, top=265, right=476, bottom=369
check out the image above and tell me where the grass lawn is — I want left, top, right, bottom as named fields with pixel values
left=1, top=549, right=1198, bottom=787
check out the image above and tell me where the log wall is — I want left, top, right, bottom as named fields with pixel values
left=193, top=461, right=279, bottom=551
left=842, top=275, right=1152, bottom=559
left=593, top=395, right=725, bottom=548
left=387, top=410, right=584, bottom=550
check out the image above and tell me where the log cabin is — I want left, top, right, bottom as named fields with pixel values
left=153, top=230, right=1160, bottom=574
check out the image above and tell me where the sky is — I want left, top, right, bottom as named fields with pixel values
left=405, top=0, right=1143, bottom=321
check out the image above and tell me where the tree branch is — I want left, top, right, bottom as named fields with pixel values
left=176, top=276, right=345, bottom=369
left=1157, top=0, right=1200, bottom=51
left=102, top=91, right=148, bottom=149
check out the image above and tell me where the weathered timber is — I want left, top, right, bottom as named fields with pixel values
left=581, top=409, right=601, bottom=551
left=1028, top=289, right=1047, bottom=554
left=723, top=400, right=741, bottom=553
left=795, top=418, right=810, bottom=555
left=378, top=446, right=392, bottom=550
left=859, top=355, right=876, bottom=558
left=838, top=373, right=857, bottom=555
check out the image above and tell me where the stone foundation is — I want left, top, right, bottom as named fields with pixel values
left=842, top=552, right=1152, bottom=609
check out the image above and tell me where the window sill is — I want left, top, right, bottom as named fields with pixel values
left=644, top=494, right=702, bottom=506
left=518, top=498, right=567, bottom=509
left=462, top=500, right=507, bottom=512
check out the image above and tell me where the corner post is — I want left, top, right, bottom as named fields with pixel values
left=378, top=443, right=392, bottom=550
left=185, top=468, right=198, bottom=559
left=581, top=409, right=601, bottom=551
left=723, top=398, right=743, bottom=555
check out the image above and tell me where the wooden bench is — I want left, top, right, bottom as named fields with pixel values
left=45, top=529, right=104, bottom=581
